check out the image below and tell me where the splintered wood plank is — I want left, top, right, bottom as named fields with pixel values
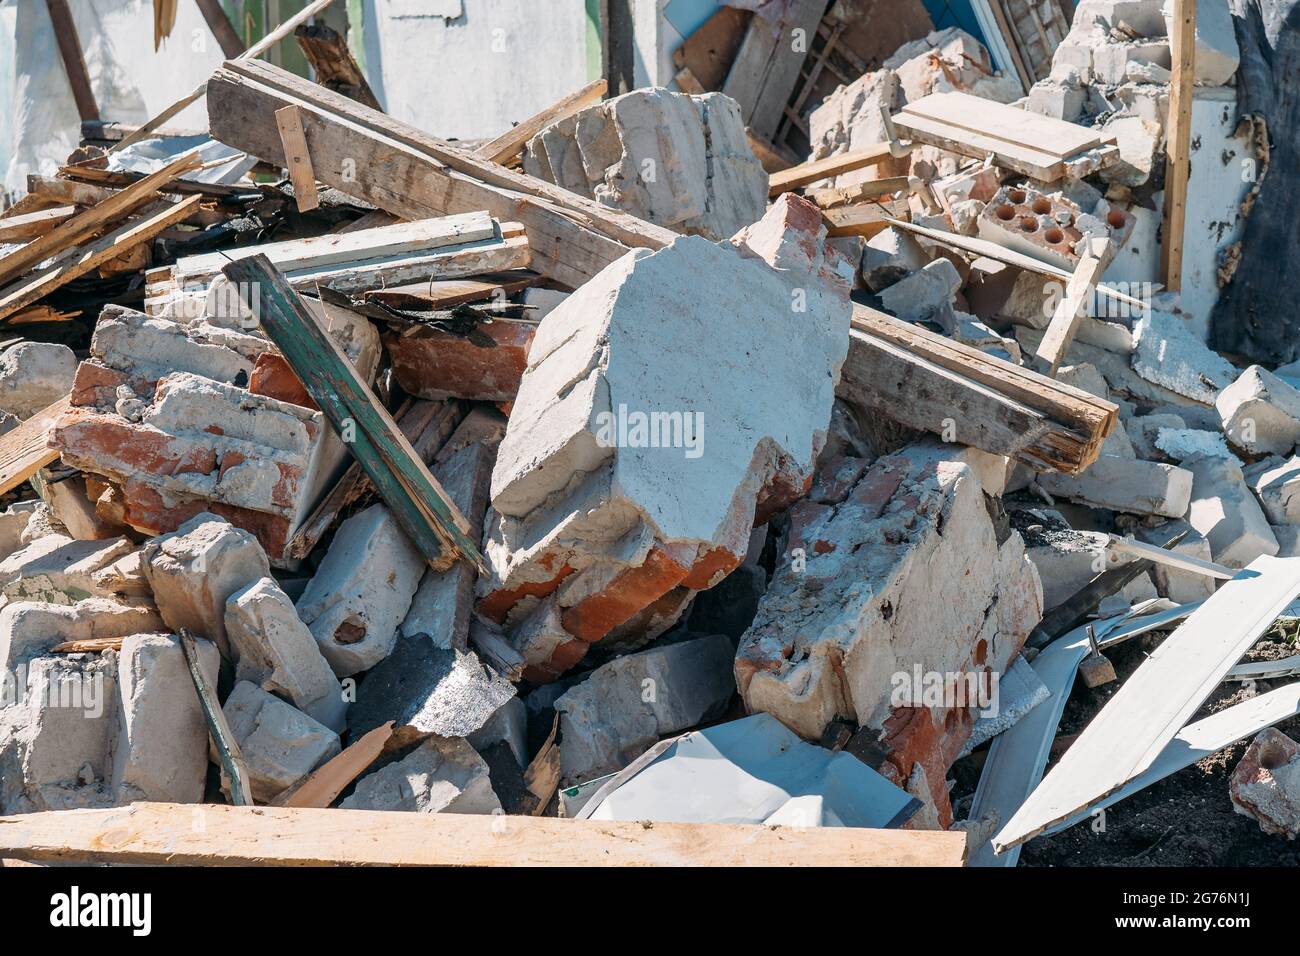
left=0, top=803, right=969, bottom=866
left=1034, top=237, right=1116, bottom=376
left=0, top=195, right=203, bottom=323
left=276, top=105, right=320, bottom=213
left=195, top=0, right=245, bottom=58
left=822, top=202, right=897, bottom=239
left=362, top=270, right=539, bottom=309
left=223, top=255, right=482, bottom=571
left=0, top=396, right=69, bottom=495
left=475, top=79, right=608, bottom=166
left=768, top=143, right=895, bottom=195
left=278, top=722, right=394, bottom=809
left=902, top=92, right=1104, bottom=158
left=0, top=206, right=78, bottom=242
left=994, top=556, right=1300, bottom=852
left=294, top=22, right=380, bottom=110
left=0, top=150, right=201, bottom=287
left=1161, top=0, right=1196, bottom=291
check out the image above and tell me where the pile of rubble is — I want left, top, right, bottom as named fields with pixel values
left=6, top=0, right=1300, bottom=868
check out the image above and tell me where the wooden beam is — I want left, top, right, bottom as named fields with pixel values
left=0, top=802, right=969, bottom=866
left=768, top=143, right=895, bottom=196
left=0, top=396, right=69, bottom=496
left=293, top=22, right=381, bottom=110
left=222, top=255, right=482, bottom=572
left=842, top=305, right=1117, bottom=475
left=1033, top=237, right=1116, bottom=376
left=45, top=0, right=98, bottom=122
left=195, top=0, right=246, bottom=58
left=275, top=105, right=320, bottom=212
left=0, top=206, right=77, bottom=242
left=0, top=196, right=203, bottom=323
left=821, top=201, right=897, bottom=239
left=722, top=0, right=825, bottom=141
left=1160, top=0, right=1196, bottom=291
left=475, top=79, right=608, bottom=166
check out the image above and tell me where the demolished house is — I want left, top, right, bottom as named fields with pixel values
left=3, top=0, right=1300, bottom=872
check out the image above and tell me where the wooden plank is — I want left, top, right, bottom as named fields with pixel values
left=362, top=271, right=539, bottom=310
left=1161, top=0, right=1196, bottom=291
left=0, top=802, right=969, bottom=867
left=1033, top=237, right=1116, bottom=376
left=722, top=0, right=825, bottom=140
left=196, top=0, right=245, bottom=58
left=994, top=556, right=1300, bottom=852
left=45, top=0, right=98, bottom=122
left=0, top=397, right=68, bottom=496
left=902, top=93, right=1105, bottom=158
left=892, top=110, right=1065, bottom=180
left=0, top=206, right=77, bottom=242
left=275, top=105, right=320, bottom=213
left=0, top=196, right=202, bottom=323
left=475, top=79, right=608, bottom=166
left=223, top=255, right=482, bottom=572
left=845, top=305, right=1117, bottom=475
left=0, top=150, right=201, bottom=288
left=822, top=202, right=896, bottom=239
left=179, top=629, right=253, bottom=806
left=207, top=60, right=675, bottom=288
left=768, top=143, right=895, bottom=196
left=278, top=722, right=394, bottom=809
left=294, top=22, right=381, bottom=110
left=805, top=177, right=909, bottom=209
left=176, top=211, right=496, bottom=281
left=112, top=0, right=339, bottom=153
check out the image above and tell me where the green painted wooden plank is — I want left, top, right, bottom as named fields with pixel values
left=221, top=254, right=485, bottom=571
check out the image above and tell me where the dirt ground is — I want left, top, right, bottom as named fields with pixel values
left=950, top=624, right=1300, bottom=866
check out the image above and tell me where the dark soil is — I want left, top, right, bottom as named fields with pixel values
left=949, top=623, right=1300, bottom=866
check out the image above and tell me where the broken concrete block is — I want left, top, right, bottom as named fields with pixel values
left=1099, top=114, right=1162, bottom=187
left=296, top=503, right=425, bottom=678
left=112, top=632, right=218, bottom=804
left=1217, top=366, right=1300, bottom=456
left=1167, top=0, right=1239, bottom=87
left=523, top=87, right=767, bottom=241
left=220, top=680, right=340, bottom=803
left=1155, top=427, right=1239, bottom=463
left=554, top=632, right=735, bottom=784
left=877, top=259, right=961, bottom=326
left=142, top=513, right=271, bottom=660
left=1184, top=454, right=1280, bottom=567
left=225, top=577, right=346, bottom=733
left=1230, top=728, right=1300, bottom=839
left=479, top=197, right=850, bottom=680
left=519, top=288, right=569, bottom=322
left=400, top=411, right=504, bottom=650
left=40, top=474, right=126, bottom=541
left=1092, top=38, right=1171, bottom=84
left=0, top=341, right=76, bottom=419
left=1132, top=310, right=1237, bottom=405
left=1027, top=80, right=1087, bottom=122
left=0, top=598, right=162, bottom=676
left=735, top=443, right=1042, bottom=826
left=808, top=69, right=906, bottom=189
left=467, top=695, right=527, bottom=769
left=339, top=736, right=500, bottom=814
left=1127, top=412, right=1187, bottom=459
left=1244, top=456, right=1300, bottom=525
left=0, top=502, right=35, bottom=562
left=1273, top=525, right=1300, bottom=557
left=860, top=226, right=929, bottom=292
left=1037, top=456, right=1193, bottom=518
left=0, top=535, right=135, bottom=606
left=884, top=27, right=1022, bottom=104
left=348, top=640, right=516, bottom=748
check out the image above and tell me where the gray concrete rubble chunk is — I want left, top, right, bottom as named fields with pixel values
left=225, top=577, right=347, bottom=732
left=0, top=535, right=134, bottom=606
left=1217, top=366, right=1300, bottom=456
left=555, top=633, right=735, bottom=785
left=1132, top=310, right=1237, bottom=405
left=523, top=87, right=767, bottom=241
left=112, top=633, right=218, bottom=805
left=339, top=736, right=501, bottom=814
left=219, top=680, right=340, bottom=803
left=142, top=513, right=271, bottom=660
left=1244, top=456, right=1300, bottom=526
left=0, top=341, right=76, bottom=420
left=877, top=258, right=962, bottom=326
left=348, top=639, right=516, bottom=747
left=1165, top=0, right=1239, bottom=86
left=1230, top=728, right=1300, bottom=839
left=296, top=503, right=425, bottom=678
left=1184, top=454, right=1280, bottom=567
left=1037, top=455, right=1193, bottom=518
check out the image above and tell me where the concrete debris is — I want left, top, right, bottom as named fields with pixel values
left=1132, top=310, right=1237, bottom=406
left=219, top=680, right=340, bottom=803
left=1184, top=455, right=1280, bottom=567
left=0, top=342, right=76, bottom=420
left=554, top=632, right=734, bottom=784
left=524, top=87, right=767, bottom=241
left=1217, top=366, right=1300, bottom=457
left=1230, top=728, right=1300, bottom=839
left=339, top=736, right=500, bottom=814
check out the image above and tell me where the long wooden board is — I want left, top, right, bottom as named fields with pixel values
left=768, top=143, right=895, bottom=195
left=0, top=802, right=968, bottom=866
left=1160, top=0, right=1196, bottom=291
left=994, top=556, right=1300, bottom=851
left=901, top=92, right=1104, bottom=159
left=0, top=396, right=69, bottom=495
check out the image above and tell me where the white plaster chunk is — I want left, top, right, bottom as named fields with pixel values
left=219, top=680, right=340, bottom=803
left=339, top=736, right=500, bottom=814
left=0, top=342, right=76, bottom=420
left=1184, top=454, right=1280, bottom=567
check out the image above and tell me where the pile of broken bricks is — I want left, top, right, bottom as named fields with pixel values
left=5, top=0, right=1300, bottom=869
